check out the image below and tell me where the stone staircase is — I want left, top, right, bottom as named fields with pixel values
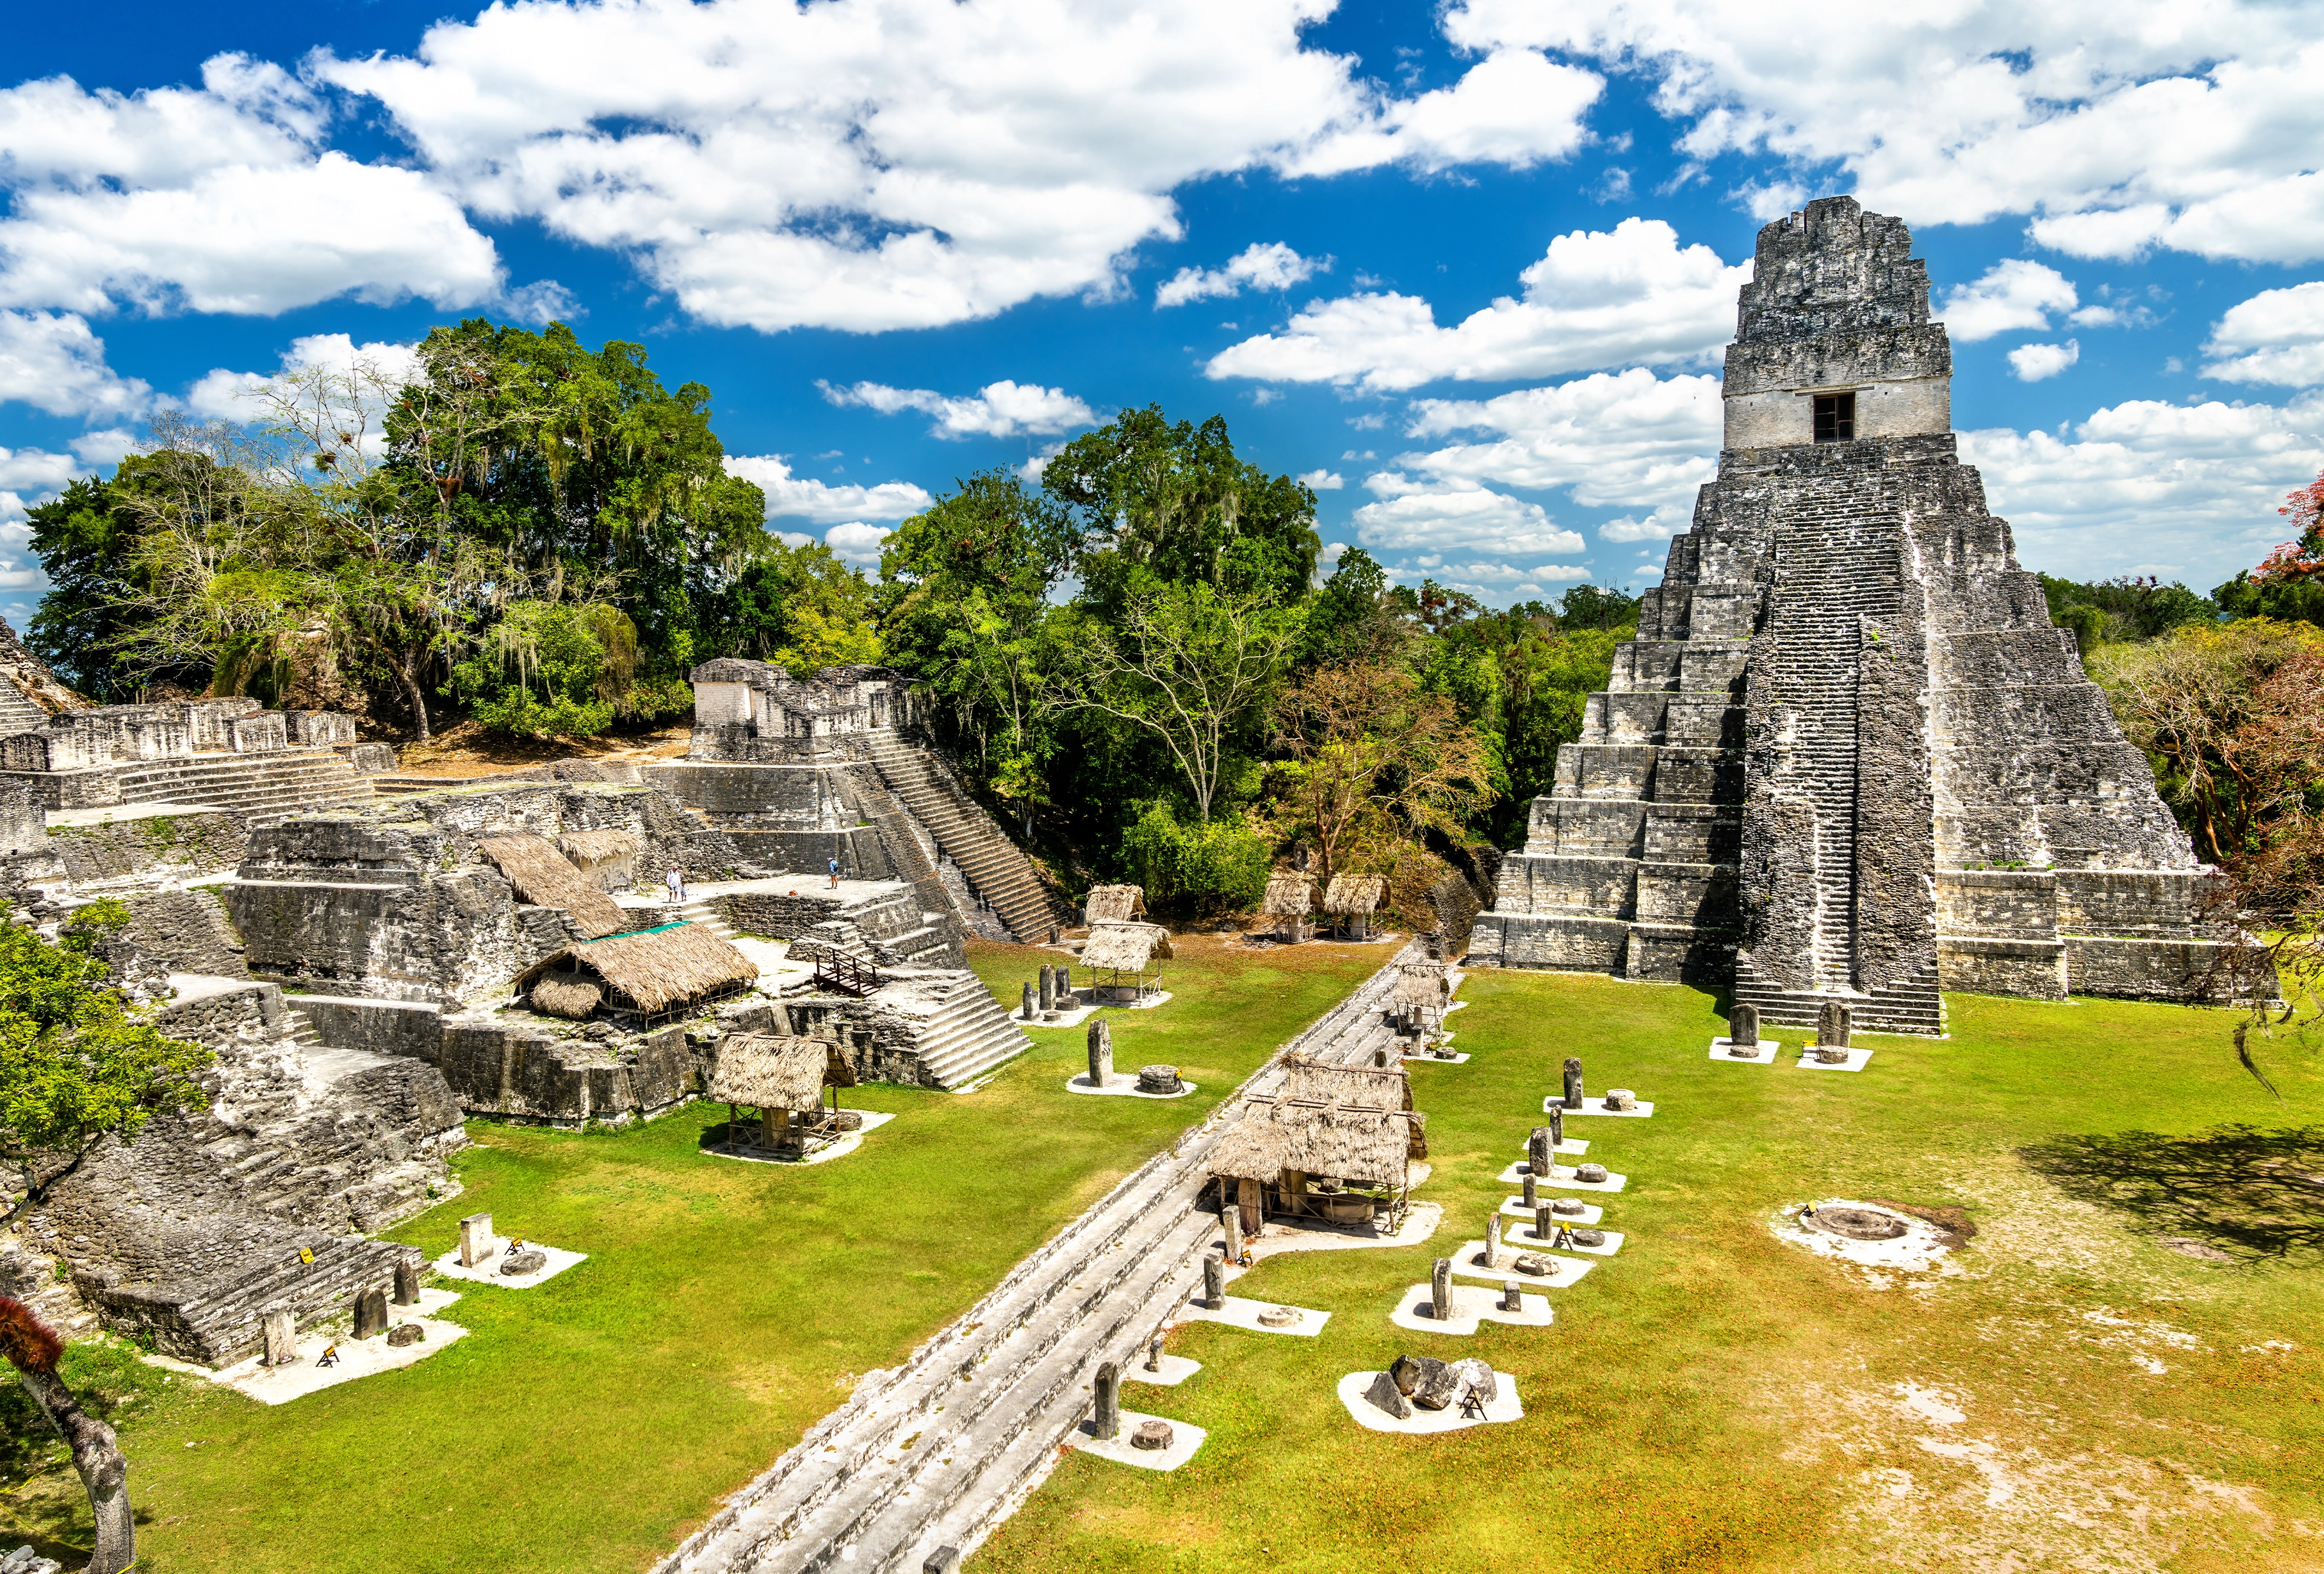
left=674, top=900, right=741, bottom=943
left=1735, top=955, right=1946, bottom=1036
left=0, top=679, right=51, bottom=736
left=907, top=971, right=1035, bottom=1090
left=83, top=1234, right=415, bottom=1366
left=864, top=736, right=1067, bottom=943
left=1757, top=484, right=1906, bottom=994
left=113, top=748, right=376, bottom=827
left=656, top=945, right=1419, bottom=1574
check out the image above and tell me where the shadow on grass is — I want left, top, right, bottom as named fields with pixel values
left=2018, top=1122, right=2324, bottom=1262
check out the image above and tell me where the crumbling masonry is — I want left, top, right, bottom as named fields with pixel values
left=1468, top=197, right=2231, bottom=1031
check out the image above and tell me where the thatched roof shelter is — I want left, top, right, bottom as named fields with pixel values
left=1082, top=920, right=1173, bottom=973
left=709, top=1033, right=836, bottom=1111
left=1393, top=961, right=1451, bottom=1007
left=530, top=974, right=603, bottom=1019
left=476, top=834, right=629, bottom=938
left=513, top=921, right=759, bottom=1018
left=560, top=829, right=639, bottom=866
left=1279, top=1053, right=1410, bottom=1109
left=1322, top=873, right=1388, bottom=915
left=1208, top=1096, right=1415, bottom=1189
left=1261, top=873, right=1316, bottom=917
left=1083, top=884, right=1145, bottom=923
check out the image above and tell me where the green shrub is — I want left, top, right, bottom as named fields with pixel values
left=453, top=601, right=689, bottom=739
left=1120, top=803, right=1270, bottom=917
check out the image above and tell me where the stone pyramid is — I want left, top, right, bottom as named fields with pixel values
left=1469, top=197, right=2230, bottom=1032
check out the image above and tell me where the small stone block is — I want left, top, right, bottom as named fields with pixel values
left=386, top=1323, right=424, bottom=1348
left=1136, top=1064, right=1181, bottom=1094
left=1257, top=1305, right=1301, bottom=1328
left=352, top=1287, right=388, bottom=1340
left=1362, top=1369, right=1413, bottom=1419
left=1551, top=1197, right=1586, bottom=1216
left=500, top=1247, right=548, bottom=1277
left=1575, top=1163, right=1609, bottom=1183
left=1129, top=1419, right=1174, bottom=1451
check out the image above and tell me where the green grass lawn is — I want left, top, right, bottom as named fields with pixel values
left=0, top=935, right=1388, bottom=1574
left=971, top=975, right=2324, bottom=1573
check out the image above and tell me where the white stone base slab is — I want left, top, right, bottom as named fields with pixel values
left=1064, top=1408, right=1207, bottom=1471
left=704, top=1110, right=898, bottom=1165
left=1339, top=1369, right=1523, bottom=1434
left=1548, top=1098, right=1655, bottom=1118
left=1499, top=1197, right=1601, bottom=1226
left=1018, top=998, right=1103, bottom=1030
left=212, top=1308, right=468, bottom=1405
left=1388, top=1280, right=1552, bottom=1334
left=1060, top=989, right=1172, bottom=1013
left=1446, top=1241, right=1593, bottom=1288
left=1710, top=1038, right=1781, bottom=1064
left=1236, top=1202, right=1440, bottom=1263
left=432, top=1242, right=588, bottom=1289
left=1499, top=1221, right=1625, bottom=1257
left=1179, top=1292, right=1330, bottom=1336
left=1402, top=1050, right=1471, bottom=1065
left=1495, top=1164, right=1626, bottom=1193
left=1062, top=1072, right=1196, bottom=1099
left=1795, top=1046, right=1874, bottom=1072
left=1123, top=1354, right=1203, bottom=1386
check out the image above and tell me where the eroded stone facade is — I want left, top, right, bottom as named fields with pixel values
left=1468, top=197, right=2232, bottom=1029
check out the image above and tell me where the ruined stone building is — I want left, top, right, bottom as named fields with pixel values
left=1468, top=197, right=2230, bottom=1032
left=0, top=643, right=1047, bottom=1365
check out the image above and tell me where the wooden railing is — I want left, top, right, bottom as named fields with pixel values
left=815, top=951, right=881, bottom=997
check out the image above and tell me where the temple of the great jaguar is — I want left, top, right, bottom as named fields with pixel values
left=1466, top=196, right=2232, bottom=1034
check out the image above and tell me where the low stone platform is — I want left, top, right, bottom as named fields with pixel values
left=1061, top=1409, right=1207, bottom=1472
left=1338, top=1369, right=1523, bottom=1434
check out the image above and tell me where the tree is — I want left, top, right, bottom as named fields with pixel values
left=1, top=903, right=212, bottom=1228
left=1043, top=406, right=1321, bottom=610
left=2041, top=573, right=2217, bottom=653
left=700, top=539, right=881, bottom=674
left=1050, top=581, right=1303, bottom=820
left=2090, top=619, right=2324, bottom=863
left=1, top=1297, right=132, bottom=1574
left=1265, top=661, right=1492, bottom=884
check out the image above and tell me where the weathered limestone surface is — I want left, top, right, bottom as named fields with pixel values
left=9, top=978, right=461, bottom=1364
left=1468, top=197, right=2234, bottom=1028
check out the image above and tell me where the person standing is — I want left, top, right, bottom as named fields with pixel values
left=666, top=864, right=686, bottom=904
left=827, top=855, right=841, bottom=889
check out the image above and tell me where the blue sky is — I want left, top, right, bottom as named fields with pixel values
left=4, top=0, right=2322, bottom=627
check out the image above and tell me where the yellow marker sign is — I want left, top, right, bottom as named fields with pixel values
left=298, top=1247, right=314, bottom=1265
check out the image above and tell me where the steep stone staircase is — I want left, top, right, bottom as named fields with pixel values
left=656, top=946, right=1418, bottom=1574
left=1735, top=955, right=1946, bottom=1036
left=0, top=680, right=51, bottom=736
left=113, top=748, right=376, bottom=827
left=864, top=736, right=1067, bottom=943
left=905, top=971, right=1033, bottom=1089
left=673, top=900, right=741, bottom=942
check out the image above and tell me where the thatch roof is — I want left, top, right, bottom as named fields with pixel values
left=475, top=834, right=629, bottom=938
left=709, top=1033, right=830, bottom=1111
left=1084, top=884, right=1145, bottom=923
left=1393, top=961, right=1451, bottom=1007
left=559, top=829, right=639, bottom=866
left=512, top=922, right=759, bottom=1015
left=1279, top=1053, right=1410, bottom=1109
left=1082, top=920, right=1172, bottom=973
left=1261, top=873, right=1316, bottom=916
left=1209, top=1096, right=1414, bottom=1188
left=1322, top=873, right=1388, bottom=915
left=530, top=974, right=602, bottom=1019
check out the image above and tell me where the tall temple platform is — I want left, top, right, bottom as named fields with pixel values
left=1467, top=197, right=2234, bottom=1033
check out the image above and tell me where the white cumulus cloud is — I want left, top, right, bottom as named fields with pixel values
left=724, top=455, right=933, bottom=526
left=1351, top=474, right=1587, bottom=557
left=1447, top=0, right=2324, bottom=263
left=820, top=379, right=1095, bottom=440
left=312, top=0, right=1604, bottom=337
left=0, top=310, right=150, bottom=420
left=1399, top=368, right=1721, bottom=513
left=824, top=521, right=895, bottom=567
left=1297, top=468, right=1345, bottom=490
left=1961, top=392, right=2324, bottom=583
left=1206, top=219, right=1747, bottom=391
left=1157, top=242, right=1329, bottom=309
left=2204, top=282, right=2324, bottom=386
left=1938, top=260, right=2079, bottom=343
left=2008, top=340, right=2080, bottom=381
left=0, top=58, right=515, bottom=318
left=183, top=333, right=425, bottom=421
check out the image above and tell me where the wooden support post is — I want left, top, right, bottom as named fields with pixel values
left=1238, top=1175, right=1262, bottom=1237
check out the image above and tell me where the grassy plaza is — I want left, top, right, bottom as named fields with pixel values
left=8, top=946, right=2320, bottom=1572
